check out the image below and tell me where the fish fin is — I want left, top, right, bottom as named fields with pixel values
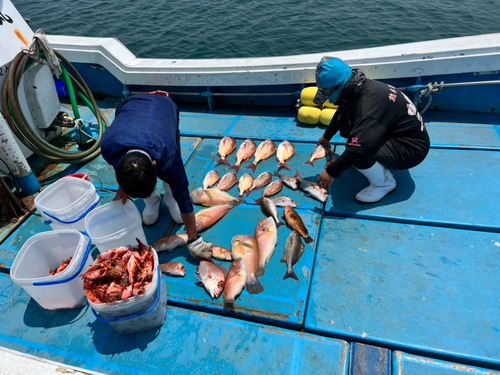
left=299, top=241, right=306, bottom=255
left=278, top=162, right=292, bottom=171
left=228, top=164, right=240, bottom=173
left=304, top=236, right=314, bottom=244
left=217, top=263, right=230, bottom=277
left=195, top=281, right=204, bottom=286
left=254, top=198, right=262, bottom=205
left=283, top=268, right=299, bottom=281
left=246, top=277, right=264, bottom=295
left=257, top=266, right=265, bottom=277
left=272, top=170, right=280, bottom=177
left=302, top=193, right=311, bottom=198
left=294, top=170, right=301, bottom=179
left=245, top=163, right=257, bottom=173
left=304, top=160, right=314, bottom=167
left=280, top=256, right=286, bottom=263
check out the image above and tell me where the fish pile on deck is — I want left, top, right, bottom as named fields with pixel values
left=82, top=239, right=154, bottom=304
left=147, top=136, right=336, bottom=306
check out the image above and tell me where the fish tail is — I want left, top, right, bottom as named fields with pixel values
left=283, top=268, right=299, bottom=281
left=304, top=236, right=314, bottom=244
left=272, top=170, right=280, bottom=177
left=257, top=265, right=265, bottom=277
left=216, top=157, right=230, bottom=166
left=223, top=298, right=235, bottom=305
left=278, top=162, right=292, bottom=171
left=254, top=197, right=262, bottom=205
left=245, top=189, right=253, bottom=198
left=276, top=220, right=285, bottom=228
left=245, top=163, right=257, bottom=173
left=228, top=164, right=240, bottom=173
left=230, top=199, right=242, bottom=208
left=304, top=160, right=314, bottom=167
left=246, top=277, right=264, bottom=295
left=294, top=170, right=301, bottom=179
left=236, top=197, right=247, bottom=204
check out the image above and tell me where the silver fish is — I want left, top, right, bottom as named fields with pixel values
left=259, top=196, right=284, bottom=227
left=281, top=230, right=305, bottom=281
left=299, top=179, right=329, bottom=203
left=272, top=170, right=301, bottom=190
left=270, top=197, right=297, bottom=207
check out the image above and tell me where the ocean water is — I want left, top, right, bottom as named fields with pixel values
left=12, top=0, right=500, bottom=59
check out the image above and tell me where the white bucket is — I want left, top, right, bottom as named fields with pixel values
left=89, top=249, right=167, bottom=334
left=10, top=230, right=92, bottom=310
left=84, top=199, right=147, bottom=253
left=34, top=177, right=101, bottom=231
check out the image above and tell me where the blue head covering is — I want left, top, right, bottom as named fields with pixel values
left=313, top=57, right=353, bottom=105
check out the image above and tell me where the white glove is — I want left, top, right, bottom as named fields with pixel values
left=187, top=236, right=213, bottom=262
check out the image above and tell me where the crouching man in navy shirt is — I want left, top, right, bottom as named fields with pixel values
left=101, top=92, right=212, bottom=262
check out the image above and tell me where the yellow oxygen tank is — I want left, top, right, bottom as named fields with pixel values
left=320, top=108, right=337, bottom=126
left=300, top=87, right=322, bottom=107
left=298, top=106, right=322, bottom=125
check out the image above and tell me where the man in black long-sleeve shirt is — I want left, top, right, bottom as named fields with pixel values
left=314, top=57, right=430, bottom=203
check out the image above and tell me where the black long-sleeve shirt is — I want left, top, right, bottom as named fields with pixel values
left=324, top=77, right=430, bottom=178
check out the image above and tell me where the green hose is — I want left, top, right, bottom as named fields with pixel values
left=1, top=50, right=110, bottom=164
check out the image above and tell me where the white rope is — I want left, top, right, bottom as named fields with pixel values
left=415, top=81, right=444, bottom=114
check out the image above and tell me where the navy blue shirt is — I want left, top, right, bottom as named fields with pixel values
left=101, top=94, right=193, bottom=214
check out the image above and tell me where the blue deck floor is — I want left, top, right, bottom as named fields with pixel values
left=1, top=102, right=500, bottom=374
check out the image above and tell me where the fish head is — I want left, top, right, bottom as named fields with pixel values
left=174, top=263, right=187, bottom=276
left=205, top=277, right=225, bottom=298
left=190, top=188, right=205, bottom=204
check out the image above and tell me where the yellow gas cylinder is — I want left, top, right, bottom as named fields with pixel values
left=300, top=87, right=322, bottom=107
left=323, top=100, right=338, bottom=109
left=298, top=106, right=321, bottom=125
left=320, top=108, right=337, bottom=126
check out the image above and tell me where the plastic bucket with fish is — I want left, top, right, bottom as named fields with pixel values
left=88, top=248, right=167, bottom=334
left=34, top=177, right=100, bottom=231
left=84, top=199, right=147, bottom=253
left=10, top=230, right=92, bottom=310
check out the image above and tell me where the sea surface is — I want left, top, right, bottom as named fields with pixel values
left=12, top=0, right=500, bottom=60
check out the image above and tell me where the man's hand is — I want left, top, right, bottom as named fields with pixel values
left=317, top=169, right=334, bottom=190
left=113, top=186, right=129, bottom=205
left=187, top=236, right=213, bottom=262
left=318, top=136, right=331, bottom=150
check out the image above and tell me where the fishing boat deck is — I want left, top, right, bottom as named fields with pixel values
left=1, top=100, right=499, bottom=374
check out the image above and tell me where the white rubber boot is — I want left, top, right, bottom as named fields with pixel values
left=142, top=190, right=161, bottom=225
left=355, top=161, right=396, bottom=203
left=163, top=182, right=183, bottom=224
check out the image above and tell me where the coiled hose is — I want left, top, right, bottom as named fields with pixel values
left=1, top=50, right=109, bottom=164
